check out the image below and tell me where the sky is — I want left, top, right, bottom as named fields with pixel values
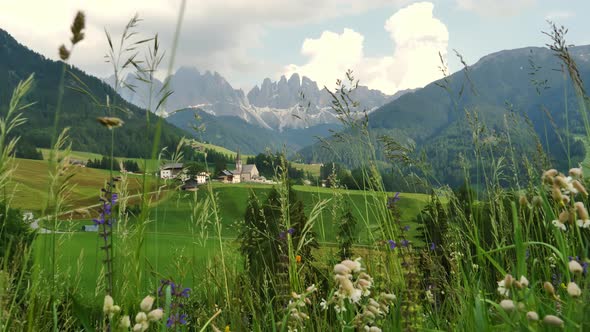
left=1, top=0, right=589, bottom=95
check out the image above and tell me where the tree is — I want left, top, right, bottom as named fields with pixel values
left=336, top=208, right=357, bottom=260
left=0, top=202, right=33, bottom=260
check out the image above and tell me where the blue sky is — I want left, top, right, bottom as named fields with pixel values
left=1, top=0, right=589, bottom=94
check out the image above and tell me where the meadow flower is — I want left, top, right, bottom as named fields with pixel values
left=387, top=192, right=400, bottom=209
left=514, top=275, right=529, bottom=289
left=569, top=167, right=583, bottom=178
left=119, top=315, right=131, bottom=328
left=341, top=258, right=362, bottom=273
left=572, top=180, right=588, bottom=196
left=552, top=219, right=567, bottom=231
left=542, top=169, right=558, bottom=184
left=542, top=315, right=564, bottom=328
left=103, top=295, right=114, bottom=314
left=544, top=282, right=556, bottom=296
left=569, top=259, right=583, bottom=274
left=287, top=227, right=295, bottom=235
left=566, top=282, right=581, bottom=297
left=526, top=311, right=539, bottom=321
left=499, top=299, right=515, bottom=312
left=388, top=240, right=396, bottom=250
left=135, top=312, right=147, bottom=323
left=334, top=264, right=351, bottom=275
left=140, top=295, right=154, bottom=312
left=429, top=242, right=436, bottom=251
left=497, top=274, right=513, bottom=296
left=167, top=314, right=187, bottom=328
left=401, top=239, right=409, bottom=247
left=147, top=308, right=164, bottom=321
left=403, top=225, right=410, bottom=232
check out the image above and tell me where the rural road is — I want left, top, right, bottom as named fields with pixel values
left=29, top=190, right=167, bottom=234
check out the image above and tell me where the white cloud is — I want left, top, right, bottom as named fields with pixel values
left=285, top=2, right=449, bottom=94
left=0, top=0, right=402, bottom=87
left=455, top=0, right=536, bottom=17
left=545, top=10, right=575, bottom=21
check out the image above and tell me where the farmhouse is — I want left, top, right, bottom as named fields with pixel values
left=160, top=163, right=186, bottom=180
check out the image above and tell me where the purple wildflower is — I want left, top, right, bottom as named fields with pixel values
left=401, top=239, right=410, bottom=248
left=387, top=192, right=401, bottom=209
left=287, top=228, right=295, bottom=235
left=429, top=242, right=436, bottom=251
left=403, top=225, right=410, bottom=232
left=388, top=240, right=397, bottom=250
left=167, top=313, right=188, bottom=327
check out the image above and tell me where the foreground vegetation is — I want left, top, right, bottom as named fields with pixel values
left=0, top=9, right=589, bottom=332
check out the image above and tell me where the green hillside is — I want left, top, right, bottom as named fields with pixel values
left=301, top=46, right=590, bottom=186
left=0, top=29, right=186, bottom=159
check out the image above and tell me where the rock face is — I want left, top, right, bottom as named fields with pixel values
left=112, top=68, right=399, bottom=131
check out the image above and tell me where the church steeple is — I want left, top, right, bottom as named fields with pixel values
left=235, top=148, right=242, bottom=173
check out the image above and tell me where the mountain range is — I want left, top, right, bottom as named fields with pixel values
left=301, top=45, right=590, bottom=185
left=113, top=68, right=402, bottom=131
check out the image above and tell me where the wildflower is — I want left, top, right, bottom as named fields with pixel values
left=575, top=202, right=589, bottom=219
left=140, top=295, right=154, bottom=312
left=135, top=312, right=147, bottom=323
left=296, top=255, right=302, bottom=263
left=166, top=314, right=187, bottom=328
left=132, top=323, right=144, bottom=332
left=569, top=260, right=583, bottom=274
left=526, top=311, right=539, bottom=321
left=341, top=258, right=362, bottom=273
left=542, top=315, right=564, bottom=328
left=119, top=315, right=131, bottom=328
left=552, top=219, right=567, bottom=231
left=544, top=282, right=556, bottom=296
left=387, top=192, right=400, bottom=208
left=542, top=169, right=558, bottom=184
left=429, top=242, right=436, bottom=251
left=401, top=239, right=410, bottom=247
left=287, top=228, right=295, bottom=235
left=566, top=282, right=581, bottom=297
left=403, top=225, right=410, bottom=232
left=498, top=274, right=514, bottom=296
left=147, top=308, right=164, bottom=321
left=319, top=299, right=328, bottom=310
left=334, top=264, right=351, bottom=275
left=572, top=180, right=588, bottom=196
left=569, top=167, right=583, bottom=178
left=519, top=275, right=529, bottom=287
left=388, top=240, right=396, bottom=250
left=499, top=299, right=515, bottom=312
left=103, top=295, right=114, bottom=314
left=97, top=117, right=124, bottom=129
left=225, top=326, right=231, bottom=332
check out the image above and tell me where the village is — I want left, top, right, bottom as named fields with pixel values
left=159, top=150, right=275, bottom=190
